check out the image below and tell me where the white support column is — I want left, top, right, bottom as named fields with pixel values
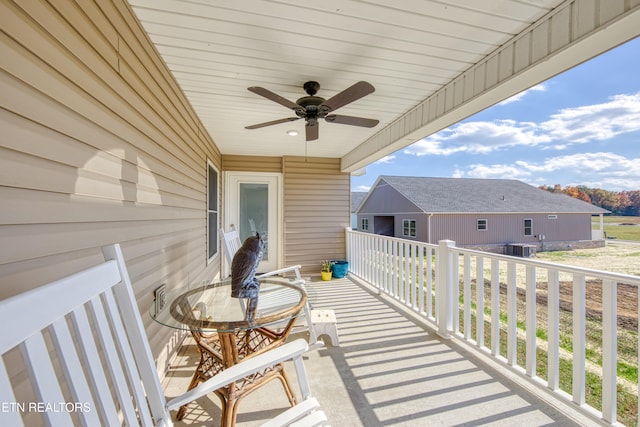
left=600, top=214, right=604, bottom=240
left=436, top=240, right=455, bottom=339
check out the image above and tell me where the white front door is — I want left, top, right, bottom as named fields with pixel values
left=224, top=172, right=282, bottom=273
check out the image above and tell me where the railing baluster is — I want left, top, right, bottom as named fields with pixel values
left=506, top=262, right=517, bottom=366
left=573, top=274, right=586, bottom=405
left=368, top=234, right=372, bottom=284
left=476, top=255, right=484, bottom=348
left=602, top=279, right=617, bottom=423
left=463, top=254, right=471, bottom=340
left=404, top=242, right=410, bottom=304
left=426, top=247, right=433, bottom=319
left=411, top=244, right=418, bottom=309
left=359, top=233, right=365, bottom=281
left=547, top=269, right=560, bottom=390
left=452, top=252, right=460, bottom=334
left=419, top=246, right=425, bottom=314
left=491, top=259, right=500, bottom=356
left=391, top=239, right=396, bottom=295
left=526, top=265, right=536, bottom=377
left=375, top=236, right=381, bottom=292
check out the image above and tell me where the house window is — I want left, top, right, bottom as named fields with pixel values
left=548, top=215, right=558, bottom=220
left=403, top=219, right=416, bottom=237
left=477, top=219, right=487, bottom=231
left=207, top=161, right=219, bottom=262
left=524, top=218, right=533, bottom=236
left=361, top=218, right=369, bottom=231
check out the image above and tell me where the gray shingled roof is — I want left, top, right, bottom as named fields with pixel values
left=377, top=176, right=608, bottom=214
left=351, top=192, right=368, bottom=212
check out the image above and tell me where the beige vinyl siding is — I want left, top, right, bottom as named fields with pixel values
left=1, top=0, right=221, bottom=369
left=283, top=157, right=350, bottom=274
left=222, top=155, right=283, bottom=173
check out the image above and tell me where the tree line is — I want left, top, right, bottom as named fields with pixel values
left=539, top=185, right=640, bottom=216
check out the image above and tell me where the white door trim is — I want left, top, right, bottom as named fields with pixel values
left=223, top=171, right=283, bottom=273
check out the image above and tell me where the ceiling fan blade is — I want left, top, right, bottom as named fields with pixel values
left=247, top=87, right=300, bottom=110
left=319, top=81, right=375, bottom=113
left=305, top=122, right=319, bottom=141
left=325, top=114, right=379, bottom=128
left=245, top=117, right=299, bottom=129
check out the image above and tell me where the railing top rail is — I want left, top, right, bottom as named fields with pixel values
left=455, top=245, right=640, bottom=285
left=347, top=229, right=438, bottom=249
left=347, top=229, right=640, bottom=286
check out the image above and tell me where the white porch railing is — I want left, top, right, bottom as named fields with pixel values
left=346, top=229, right=640, bottom=426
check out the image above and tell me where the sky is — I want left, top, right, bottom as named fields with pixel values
left=352, top=37, right=640, bottom=193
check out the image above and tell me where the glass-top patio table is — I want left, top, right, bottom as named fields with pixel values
left=150, top=277, right=307, bottom=427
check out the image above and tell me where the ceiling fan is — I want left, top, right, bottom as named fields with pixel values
left=245, top=81, right=379, bottom=141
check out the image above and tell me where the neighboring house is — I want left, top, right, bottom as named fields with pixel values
left=351, top=192, right=368, bottom=229
left=356, top=176, right=608, bottom=253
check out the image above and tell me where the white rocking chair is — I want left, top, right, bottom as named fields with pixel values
left=0, top=244, right=327, bottom=426
left=220, top=228, right=322, bottom=346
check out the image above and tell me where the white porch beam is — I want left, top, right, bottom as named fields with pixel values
left=341, top=0, right=640, bottom=173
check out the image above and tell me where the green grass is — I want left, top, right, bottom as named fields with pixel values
left=455, top=283, right=639, bottom=426
left=593, top=215, right=640, bottom=241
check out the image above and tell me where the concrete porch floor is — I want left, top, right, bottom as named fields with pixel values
left=162, top=276, right=602, bottom=427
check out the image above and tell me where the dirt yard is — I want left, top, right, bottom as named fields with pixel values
left=534, top=241, right=640, bottom=330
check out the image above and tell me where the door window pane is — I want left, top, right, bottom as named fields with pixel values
left=239, top=183, right=269, bottom=260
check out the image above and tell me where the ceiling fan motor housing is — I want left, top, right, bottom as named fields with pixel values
left=303, top=81, right=320, bottom=95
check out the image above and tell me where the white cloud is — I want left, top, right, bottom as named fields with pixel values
left=404, top=120, right=550, bottom=156
left=541, top=93, right=640, bottom=143
left=457, top=163, right=532, bottom=179
left=405, top=92, right=640, bottom=156
left=497, top=84, right=547, bottom=105
left=353, top=185, right=371, bottom=192
left=374, top=155, right=396, bottom=164
left=455, top=152, right=640, bottom=190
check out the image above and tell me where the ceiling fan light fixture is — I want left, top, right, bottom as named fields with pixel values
left=286, top=129, right=299, bottom=136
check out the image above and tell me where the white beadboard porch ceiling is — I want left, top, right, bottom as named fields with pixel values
left=127, top=0, right=640, bottom=171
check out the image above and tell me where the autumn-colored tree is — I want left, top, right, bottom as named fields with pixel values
left=539, top=185, right=640, bottom=216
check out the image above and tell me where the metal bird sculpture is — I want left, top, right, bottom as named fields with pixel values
left=231, top=233, right=264, bottom=299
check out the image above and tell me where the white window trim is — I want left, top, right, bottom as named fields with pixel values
left=477, top=219, right=488, bottom=231
left=361, top=218, right=369, bottom=231
left=402, top=219, right=416, bottom=237
left=207, top=160, right=219, bottom=264
left=524, top=218, right=533, bottom=236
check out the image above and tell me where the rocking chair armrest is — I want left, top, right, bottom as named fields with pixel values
left=166, top=339, right=309, bottom=412
left=257, top=265, right=304, bottom=284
